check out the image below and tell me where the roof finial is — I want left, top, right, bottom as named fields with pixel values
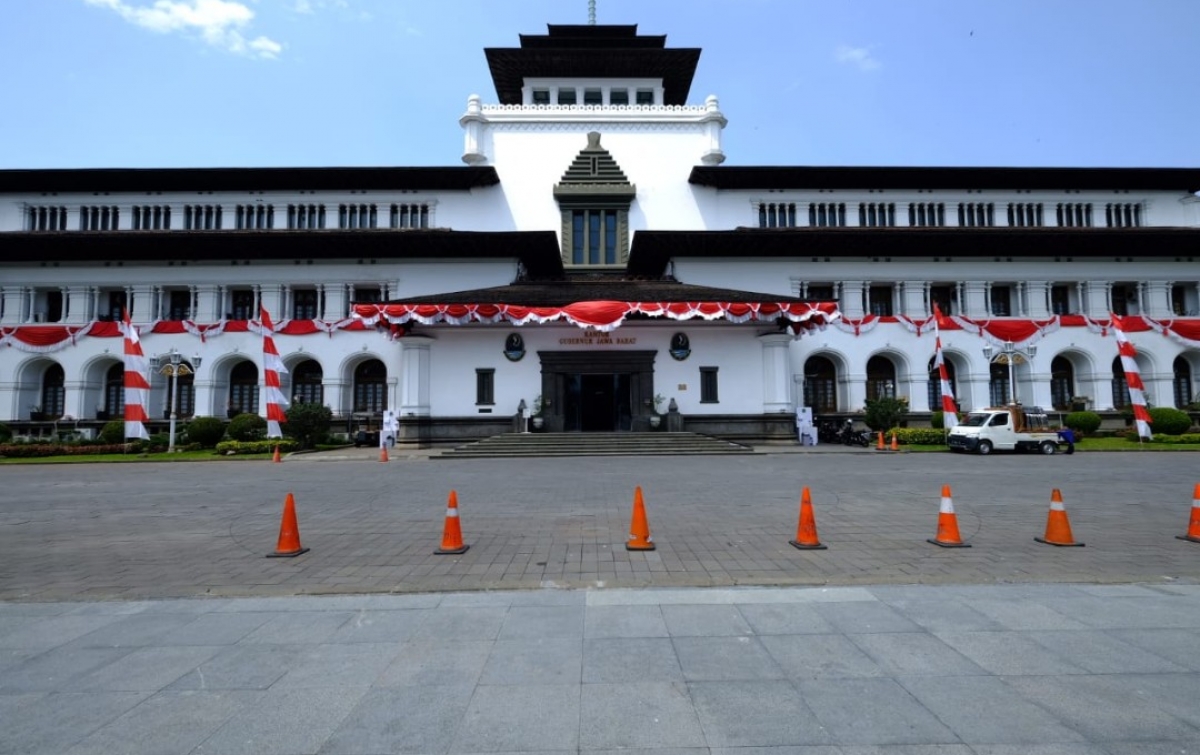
left=588, top=0, right=596, bottom=25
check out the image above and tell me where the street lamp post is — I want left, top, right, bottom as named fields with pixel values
left=982, top=340, right=1036, bottom=405
left=150, top=349, right=202, bottom=453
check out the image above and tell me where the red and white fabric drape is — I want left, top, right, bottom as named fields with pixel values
left=260, top=306, right=289, bottom=439
left=933, top=305, right=960, bottom=429
left=121, top=310, right=151, bottom=440
left=1112, top=314, right=1152, bottom=440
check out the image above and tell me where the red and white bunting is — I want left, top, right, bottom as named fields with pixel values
left=260, top=306, right=289, bottom=439
left=932, top=305, right=959, bottom=429
left=121, top=310, right=151, bottom=440
left=1112, top=314, right=1153, bottom=440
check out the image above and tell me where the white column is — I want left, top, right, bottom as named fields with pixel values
left=1026, top=281, right=1051, bottom=319
left=399, top=337, right=430, bottom=417
left=962, top=281, right=988, bottom=318
left=1084, top=281, right=1110, bottom=319
left=840, top=281, right=865, bottom=318
left=193, top=285, right=219, bottom=322
left=1144, top=281, right=1173, bottom=318
left=459, top=94, right=488, bottom=165
left=900, top=281, right=925, bottom=317
left=758, top=333, right=792, bottom=414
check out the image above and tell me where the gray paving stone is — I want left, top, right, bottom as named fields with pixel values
left=839, top=747, right=978, bottom=755
left=585, top=604, right=669, bottom=638
left=166, top=644, right=297, bottom=690
left=479, top=637, right=582, bottom=685
left=272, top=642, right=400, bottom=688
left=238, top=610, right=355, bottom=644
left=325, top=608, right=426, bottom=644
left=1023, top=630, right=1189, bottom=674
left=736, top=603, right=837, bottom=635
left=318, top=684, right=476, bottom=754
left=1114, top=673, right=1200, bottom=729
left=498, top=605, right=585, bottom=639
left=880, top=599, right=1006, bottom=632
left=409, top=606, right=507, bottom=641
left=932, top=631, right=1090, bottom=676
left=796, top=677, right=960, bottom=745
left=0, top=614, right=124, bottom=650
left=579, top=682, right=707, bottom=749
left=897, top=674, right=1087, bottom=745
left=0, top=691, right=148, bottom=754
left=759, top=633, right=886, bottom=679
left=191, top=685, right=367, bottom=755
left=73, top=644, right=221, bottom=692
left=1105, top=629, right=1200, bottom=671
left=661, top=604, right=754, bottom=636
left=688, top=680, right=834, bottom=746
left=674, top=635, right=785, bottom=681
left=1002, top=675, right=1200, bottom=741
left=0, top=645, right=132, bottom=693
left=450, top=684, right=581, bottom=752
left=62, top=690, right=257, bottom=755
left=847, top=632, right=989, bottom=677
left=712, top=748, right=845, bottom=755
left=967, top=746, right=1108, bottom=755
left=962, top=600, right=1091, bottom=631
left=812, top=602, right=924, bottom=634
left=153, top=611, right=276, bottom=645
left=583, top=637, right=685, bottom=683
left=375, top=639, right=493, bottom=687
left=1048, top=596, right=1200, bottom=630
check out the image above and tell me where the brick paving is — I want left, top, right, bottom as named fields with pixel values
left=1, top=447, right=1198, bottom=601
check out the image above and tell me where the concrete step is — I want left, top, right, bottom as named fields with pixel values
left=437, top=431, right=753, bottom=459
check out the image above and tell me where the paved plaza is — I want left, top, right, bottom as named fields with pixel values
left=2, top=449, right=1199, bottom=753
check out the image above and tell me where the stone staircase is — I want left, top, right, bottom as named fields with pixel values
left=436, top=431, right=754, bottom=459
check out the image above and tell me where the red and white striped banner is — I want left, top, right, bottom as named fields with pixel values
left=1112, top=314, right=1153, bottom=440
left=932, top=305, right=959, bottom=429
left=121, top=310, right=151, bottom=440
left=260, top=306, right=289, bottom=439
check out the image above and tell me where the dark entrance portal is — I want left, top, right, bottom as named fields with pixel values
left=565, top=373, right=632, bottom=431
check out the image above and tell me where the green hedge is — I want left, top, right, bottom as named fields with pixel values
left=1147, top=407, right=1192, bottom=436
left=886, top=427, right=950, bottom=446
left=215, top=439, right=298, bottom=455
left=227, top=414, right=267, bottom=442
left=185, top=416, right=226, bottom=448
left=1123, top=432, right=1200, bottom=445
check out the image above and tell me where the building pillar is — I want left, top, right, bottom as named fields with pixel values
left=1144, top=281, right=1173, bottom=319
left=840, top=281, right=865, bottom=318
left=0, top=287, right=26, bottom=325
left=1026, top=281, right=1051, bottom=319
left=962, top=281, right=988, bottom=318
left=129, top=285, right=155, bottom=323
left=1084, top=281, right=1110, bottom=319
left=900, top=281, right=926, bottom=317
left=758, top=333, right=792, bottom=414
left=193, top=284, right=220, bottom=323
left=399, top=337, right=431, bottom=417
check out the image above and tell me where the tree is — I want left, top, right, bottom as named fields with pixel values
left=863, top=397, right=909, bottom=432
left=284, top=403, right=333, bottom=449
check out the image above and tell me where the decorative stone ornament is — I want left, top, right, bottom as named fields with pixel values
left=503, top=333, right=525, bottom=361
left=669, top=332, right=691, bottom=361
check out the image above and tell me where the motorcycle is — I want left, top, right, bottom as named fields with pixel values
left=835, top=422, right=872, bottom=447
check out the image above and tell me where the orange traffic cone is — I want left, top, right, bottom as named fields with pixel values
left=876, top=432, right=885, bottom=450
left=790, top=486, right=827, bottom=550
left=379, top=445, right=389, bottom=463
left=927, top=484, right=971, bottom=548
left=272, top=445, right=281, bottom=463
left=626, top=486, right=655, bottom=551
left=1176, top=483, right=1200, bottom=543
left=434, top=490, right=469, bottom=554
left=890, top=432, right=899, bottom=451
left=1035, top=488, right=1085, bottom=547
left=266, top=492, right=309, bottom=557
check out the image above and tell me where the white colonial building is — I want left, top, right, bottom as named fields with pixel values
left=2, top=23, right=1198, bottom=443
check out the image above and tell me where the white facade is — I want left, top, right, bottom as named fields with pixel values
left=1, top=22, right=1198, bottom=440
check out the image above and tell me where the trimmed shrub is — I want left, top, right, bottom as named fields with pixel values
left=890, top=427, right=949, bottom=446
left=99, top=419, right=127, bottom=443
left=215, top=439, right=299, bottom=455
left=185, top=416, right=225, bottom=448
left=284, top=402, right=333, bottom=449
left=227, top=413, right=267, bottom=442
left=1147, top=406, right=1191, bottom=436
left=1064, top=411, right=1102, bottom=436
left=864, top=397, right=909, bottom=433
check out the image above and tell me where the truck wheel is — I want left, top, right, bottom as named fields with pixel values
left=1040, top=441, right=1057, bottom=455
left=977, top=440, right=993, bottom=455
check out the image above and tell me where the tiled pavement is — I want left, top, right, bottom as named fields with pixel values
left=2, top=449, right=1199, bottom=753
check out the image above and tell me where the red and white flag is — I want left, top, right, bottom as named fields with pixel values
left=121, top=309, right=151, bottom=440
left=933, top=305, right=959, bottom=429
left=260, top=306, right=289, bottom=439
left=1112, top=314, right=1152, bottom=440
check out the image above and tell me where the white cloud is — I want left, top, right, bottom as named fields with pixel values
left=84, top=0, right=283, bottom=60
left=835, top=45, right=880, bottom=72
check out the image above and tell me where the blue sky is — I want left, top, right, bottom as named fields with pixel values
left=2, top=0, right=1197, bottom=170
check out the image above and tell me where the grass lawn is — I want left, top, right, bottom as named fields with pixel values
left=906, top=437, right=1200, bottom=453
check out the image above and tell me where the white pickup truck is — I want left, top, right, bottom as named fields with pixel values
left=947, top=405, right=1063, bottom=455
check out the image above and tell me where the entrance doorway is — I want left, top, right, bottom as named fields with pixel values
left=565, top=373, right=632, bottom=431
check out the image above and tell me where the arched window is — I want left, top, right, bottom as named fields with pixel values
left=1111, top=357, right=1129, bottom=409
left=1174, top=356, right=1193, bottom=408
left=803, top=356, right=837, bottom=413
left=353, top=360, right=387, bottom=413
left=41, top=364, right=65, bottom=419
left=1050, top=356, right=1075, bottom=411
left=989, top=363, right=1010, bottom=406
left=926, top=355, right=957, bottom=412
left=104, top=363, right=124, bottom=416
left=229, top=361, right=259, bottom=417
left=292, top=359, right=324, bottom=405
left=866, top=356, right=897, bottom=401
